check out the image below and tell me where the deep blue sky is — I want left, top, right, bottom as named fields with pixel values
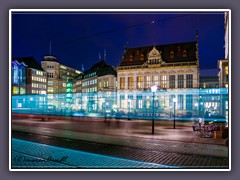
left=12, top=11, right=225, bottom=75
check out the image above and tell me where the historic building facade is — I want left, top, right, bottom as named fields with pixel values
left=116, top=37, right=200, bottom=117
left=80, top=60, right=117, bottom=112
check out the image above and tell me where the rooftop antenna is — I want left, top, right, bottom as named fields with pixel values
left=99, top=52, right=101, bottom=61
left=82, top=64, right=85, bottom=72
left=104, top=49, right=106, bottom=61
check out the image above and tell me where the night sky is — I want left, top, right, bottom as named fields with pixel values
left=12, top=11, right=225, bottom=75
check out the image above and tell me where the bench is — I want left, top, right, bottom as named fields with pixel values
left=192, top=123, right=220, bottom=138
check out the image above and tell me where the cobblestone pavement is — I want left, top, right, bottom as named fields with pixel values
left=12, top=138, right=177, bottom=169
left=11, top=117, right=229, bottom=169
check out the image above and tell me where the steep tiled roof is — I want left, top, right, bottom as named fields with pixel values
left=120, top=41, right=197, bottom=66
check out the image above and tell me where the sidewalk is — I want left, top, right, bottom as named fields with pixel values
left=11, top=115, right=229, bottom=168
left=12, top=138, right=180, bottom=169
left=12, top=114, right=227, bottom=146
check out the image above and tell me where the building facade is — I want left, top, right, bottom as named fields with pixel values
left=117, top=38, right=199, bottom=116
left=12, top=60, right=27, bottom=95
left=12, top=57, right=47, bottom=95
left=80, top=60, right=117, bottom=112
left=41, top=55, right=82, bottom=108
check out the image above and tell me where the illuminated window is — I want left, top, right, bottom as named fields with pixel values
left=145, top=76, right=151, bottom=89
left=161, top=75, right=167, bottom=88
left=225, top=66, right=228, bottom=75
left=153, top=76, right=159, bottom=85
left=120, top=77, right=125, bottom=89
left=48, top=87, right=54, bottom=92
left=136, top=94, right=143, bottom=109
left=140, top=54, right=144, bottom=61
left=128, top=77, right=134, bottom=89
left=137, top=76, right=143, bottom=89
left=48, top=81, right=53, bottom=86
left=13, top=86, right=19, bottom=94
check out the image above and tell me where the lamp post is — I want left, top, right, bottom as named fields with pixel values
left=151, top=85, right=157, bottom=134
left=173, top=98, right=177, bottom=129
left=105, top=102, right=108, bottom=119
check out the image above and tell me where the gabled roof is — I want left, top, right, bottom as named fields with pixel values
left=120, top=41, right=197, bottom=66
left=12, top=56, right=45, bottom=71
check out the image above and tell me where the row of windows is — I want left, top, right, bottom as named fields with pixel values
left=32, top=76, right=47, bottom=83
left=32, top=83, right=47, bottom=89
left=84, top=87, right=97, bottom=93
left=99, top=81, right=109, bottom=88
left=129, top=49, right=188, bottom=61
left=47, top=65, right=55, bottom=69
left=84, top=72, right=96, bottom=79
left=48, top=73, right=53, bottom=78
left=119, top=74, right=193, bottom=89
left=82, top=79, right=97, bottom=87
left=119, top=94, right=193, bottom=110
left=32, top=70, right=46, bottom=76
left=31, top=90, right=46, bottom=94
left=47, top=87, right=54, bottom=92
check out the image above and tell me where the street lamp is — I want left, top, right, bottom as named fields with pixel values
left=151, top=85, right=157, bottom=134
left=173, top=97, right=177, bottom=129
left=105, top=102, right=109, bottom=119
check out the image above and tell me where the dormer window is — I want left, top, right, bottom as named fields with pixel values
left=170, top=50, right=174, bottom=59
left=136, top=50, right=140, bottom=56
left=129, top=54, right=133, bottom=61
left=183, top=49, right=188, bottom=58
left=148, top=46, right=162, bottom=64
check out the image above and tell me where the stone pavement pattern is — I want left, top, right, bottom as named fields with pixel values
left=11, top=116, right=229, bottom=169
left=12, top=138, right=177, bottom=169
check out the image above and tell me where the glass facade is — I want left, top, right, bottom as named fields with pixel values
left=12, top=61, right=27, bottom=95
left=12, top=88, right=228, bottom=123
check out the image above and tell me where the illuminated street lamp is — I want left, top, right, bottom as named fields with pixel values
left=173, top=97, right=177, bottom=129
left=151, top=85, right=157, bottom=134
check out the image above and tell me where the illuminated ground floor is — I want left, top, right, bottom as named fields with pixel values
left=12, top=88, right=228, bottom=122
